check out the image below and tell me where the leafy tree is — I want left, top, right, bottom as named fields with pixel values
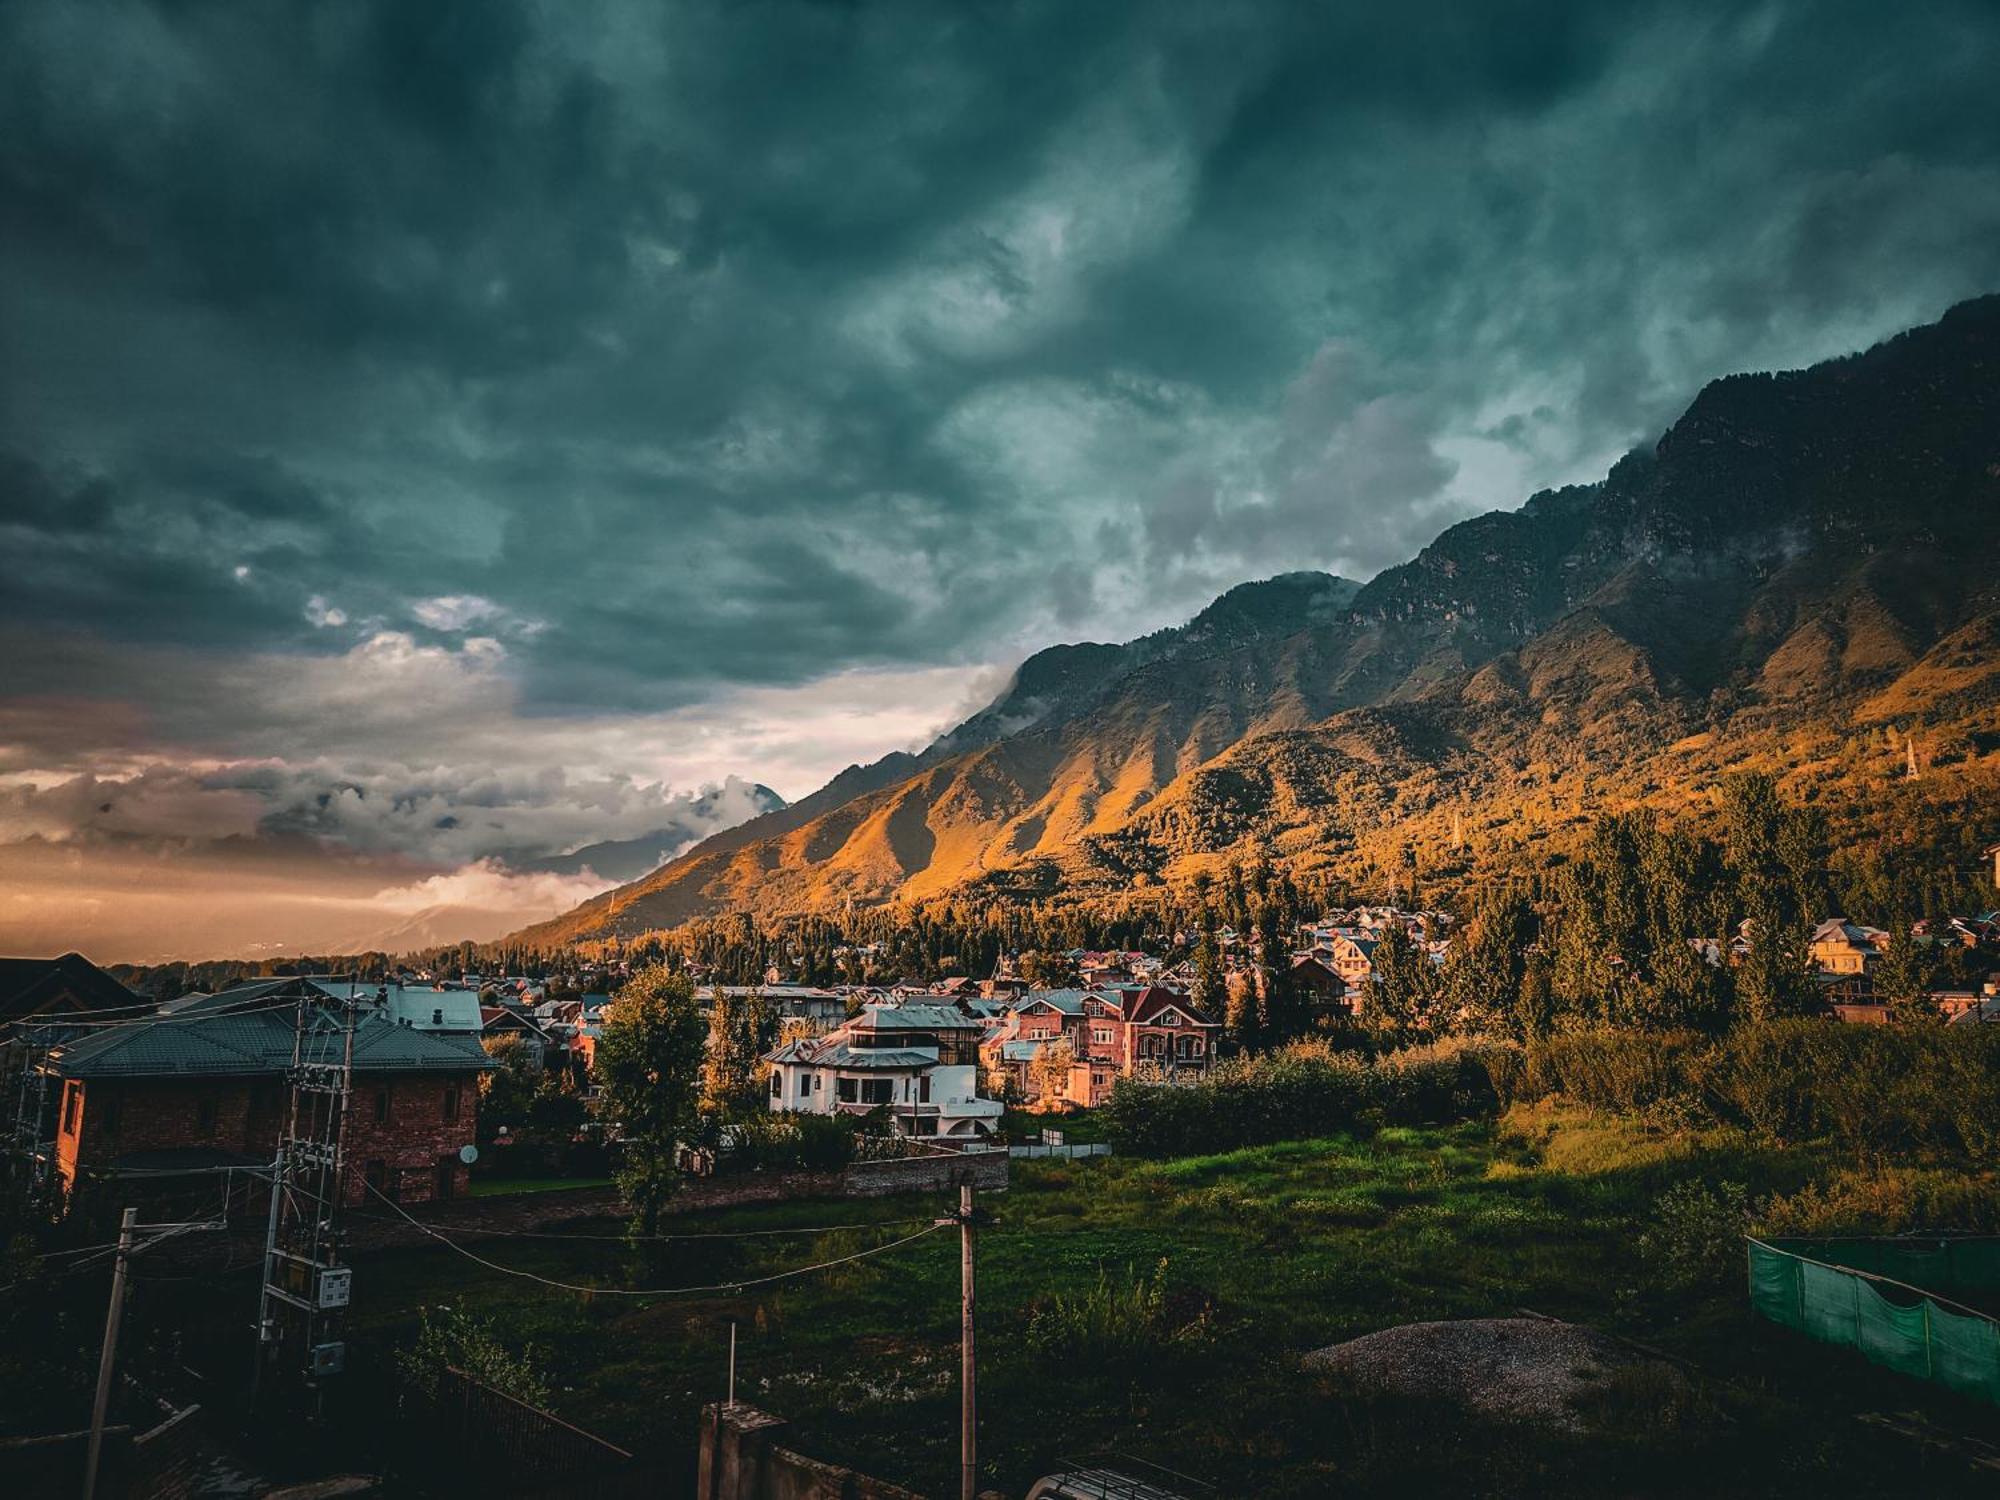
left=1734, top=905, right=1819, bottom=1023
left=699, top=985, right=768, bottom=1115
left=477, top=1033, right=539, bottom=1142
left=1191, top=925, right=1227, bottom=1027
left=595, top=965, right=707, bottom=1235
left=1029, top=1034, right=1076, bottom=1106
left=1019, top=949, right=1078, bottom=988
left=1877, top=921, right=1941, bottom=1025
left=1253, top=902, right=1306, bottom=1044
left=1364, top=924, right=1442, bottom=1043
left=1443, top=886, right=1533, bottom=1034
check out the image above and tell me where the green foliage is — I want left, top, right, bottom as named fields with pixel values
left=478, top=1032, right=539, bottom=1141
left=397, top=1303, right=552, bottom=1409
left=1489, top=1022, right=2000, bottom=1162
left=1102, top=1040, right=1498, bottom=1157
left=1364, top=923, right=1443, bottom=1043
left=701, top=986, right=775, bottom=1115
left=1638, top=1180, right=1752, bottom=1291
left=726, top=1110, right=859, bottom=1172
left=1023, top=1257, right=1209, bottom=1376
left=595, top=964, right=708, bottom=1234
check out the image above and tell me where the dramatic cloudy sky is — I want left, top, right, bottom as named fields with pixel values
left=5, top=0, right=2000, bottom=960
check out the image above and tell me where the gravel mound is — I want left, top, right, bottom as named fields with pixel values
left=1302, top=1317, right=1687, bottom=1431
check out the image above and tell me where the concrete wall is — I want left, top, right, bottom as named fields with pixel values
left=697, top=1402, right=928, bottom=1500
left=843, top=1148, right=1008, bottom=1199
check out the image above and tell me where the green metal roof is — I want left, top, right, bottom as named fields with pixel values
left=50, top=1004, right=491, bottom=1080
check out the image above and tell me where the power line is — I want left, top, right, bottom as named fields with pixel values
left=347, top=1208, right=932, bottom=1243
left=362, top=1179, right=944, bottom=1297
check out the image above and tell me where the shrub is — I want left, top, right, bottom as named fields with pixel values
left=398, top=1304, right=551, bottom=1408
left=1103, top=1041, right=1497, bottom=1158
left=1023, top=1258, right=1210, bottom=1375
left=1637, top=1180, right=1752, bottom=1291
left=726, top=1110, right=858, bottom=1172
left=1485, top=1023, right=2000, bottom=1163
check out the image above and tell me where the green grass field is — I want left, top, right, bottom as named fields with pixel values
left=349, top=1105, right=2000, bottom=1497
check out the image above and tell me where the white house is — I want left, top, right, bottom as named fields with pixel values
left=764, top=1003, right=1002, bottom=1139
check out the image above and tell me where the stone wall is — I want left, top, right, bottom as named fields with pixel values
left=843, top=1149, right=1008, bottom=1199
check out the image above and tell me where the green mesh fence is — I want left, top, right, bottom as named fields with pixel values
left=1747, top=1237, right=2000, bottom=1403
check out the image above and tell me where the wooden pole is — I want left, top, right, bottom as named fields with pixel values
left=960, top=1179, right=976, bottom=1500
left=83, top=1206, right=137, bottom=1500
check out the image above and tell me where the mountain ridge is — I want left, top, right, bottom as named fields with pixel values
left=519, top=295, right=2000, bottom=944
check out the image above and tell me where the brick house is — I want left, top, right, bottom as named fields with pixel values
left=984, top=986, right=1219, bottom=1109
left=46, top=979, right=491, bottom=1209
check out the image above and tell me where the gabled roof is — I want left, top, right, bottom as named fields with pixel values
left=50, top=1004, right=492, bottom=1081
left=0, top=953, right=149, bottom=1025
left=1119, top=986, right=1216, bottom=1027
left=1015, top=990, right=1090, bottom=1017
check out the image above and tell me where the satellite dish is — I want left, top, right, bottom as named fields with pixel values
left=459, top=1144, right=479, bottom=1165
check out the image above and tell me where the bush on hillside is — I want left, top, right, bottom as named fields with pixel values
left=1496, top=1022, right=2000, bottom=1160
left=1102, top=1040, right=1499, bottom=1158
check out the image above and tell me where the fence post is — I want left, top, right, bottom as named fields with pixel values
left=1922, top=1299, right=1934, bottom=1380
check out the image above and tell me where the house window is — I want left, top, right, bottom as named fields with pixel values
left=61, top=1082, right=81, bottom=1135
left=797, top=1073, right=811, bottom=1098
left=364, top=1159, right=388, bottom=1199
left=859, top=1078, right=893, bottom=1105
left=836, top=1077, right=859, bottom=1103
left=919, top=1074, right=931, bottom=1104
left=442, top=1084, right=461, bottom=1123
left=772, top=1073, right=783, bottom=1098
left=434, top=1157, right=457, bottom=1201
left=374, top=1086, right=390, bottom=1124
left=195, top=1093, right=217, bottom=1136
left=1092, top=1028, right=1113, bottom=1045
left=100, top=1092, right=122, bottom=1134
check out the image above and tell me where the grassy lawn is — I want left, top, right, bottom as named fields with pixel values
left=464, top=1173, right=615, bottom=1198
left=348, top=1105, right=1999, bottom=1497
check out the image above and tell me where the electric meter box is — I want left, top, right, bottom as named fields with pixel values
left=309, top=1341, right=346, bottom=1377
left=316, top=1266, right=352, bottom=1309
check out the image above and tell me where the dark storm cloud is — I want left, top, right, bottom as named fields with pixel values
left=3, top=0, right=2000, bottom=860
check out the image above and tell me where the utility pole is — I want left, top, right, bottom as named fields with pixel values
left=958, top=1179, right=976, bottom=1500
left=83, top=1206, right=137, bottom=1500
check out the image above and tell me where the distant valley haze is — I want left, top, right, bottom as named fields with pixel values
left=4, top=1, right=2000, bottom=961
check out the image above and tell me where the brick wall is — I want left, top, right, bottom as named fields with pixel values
left=59, top=1071, right=479, bottom=1207
left=341, top=1073, right=476, bottom=1205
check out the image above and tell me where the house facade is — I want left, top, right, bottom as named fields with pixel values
left=46, top=980, right=491, bottom=1208
left=765, top=1003, right=1002, bottom=1138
